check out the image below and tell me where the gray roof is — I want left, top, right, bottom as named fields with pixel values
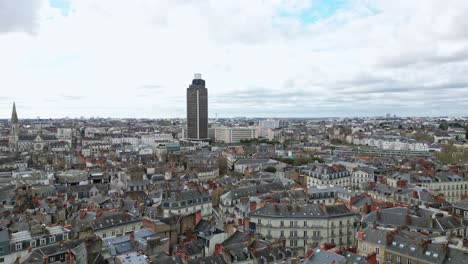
left=453, top=199, right=468, bottom=210
left=306, top=248, right=345, bottom=264
left=362, top=207, right=468, bottom=232
left=235, top=159, right=277, bottom=165
left=252, top=203, right=353, bottom=219
left=0, top=229, right=9, bottom=243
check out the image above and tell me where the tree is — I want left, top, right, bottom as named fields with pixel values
left=263, top=166, right=277, bottom=173
left=439, top=122, right=449, bottom=131
left=411, top=133, right=434, bottom=142
left=218, top=157, right=228, bottom=175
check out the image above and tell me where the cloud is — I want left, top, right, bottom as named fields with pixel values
left=137, top=84, right=165, bottom=91
left=58, top=94, right=86, bottom=100
left=0, top=0, right=467, bottom=118
left=0, top=0, right=43, bottom=34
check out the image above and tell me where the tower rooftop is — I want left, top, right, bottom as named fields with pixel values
left=11, top=102, right=18, bottom=123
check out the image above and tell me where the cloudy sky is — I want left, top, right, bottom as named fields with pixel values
left=0, top=0, right=467, bottom=118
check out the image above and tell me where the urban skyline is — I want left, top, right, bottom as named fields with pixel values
left=1, top=1, right=468, bottom=263
left=1, top=0, right=467, bottom=118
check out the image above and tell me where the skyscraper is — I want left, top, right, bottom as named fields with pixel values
left=186, top=73, right=208, bottom=139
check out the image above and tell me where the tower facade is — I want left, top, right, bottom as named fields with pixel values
left=186, top=73, right=208, bottom=139
left=9, top=102, right=19, bottom=152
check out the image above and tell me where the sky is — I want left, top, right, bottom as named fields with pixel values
left=0, top=0, right=467, bottom=119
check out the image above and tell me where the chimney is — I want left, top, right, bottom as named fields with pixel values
left=250, top=201, right=257, bottom=212
left=386, top=231, right=395, bottom=246
left=365, top=252, right=377, bottom=264
left=357, top=230, right=364, bottom=241
left=362, top=202, right=369, bottom=214
left=130, top=231, right=135, bottom=247
left=79, top=209, right=87, bottom=219
left=214, top=244, right=222, bottom=255
left=406, top=212, right=411, bottom=226
left=305, top=248, right=314, bottom=258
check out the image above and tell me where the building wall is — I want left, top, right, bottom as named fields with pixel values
left=96, top=221, right=142, bottom=239
left=421, top=181, right=468, bottom=203
left=163, top=202, right=212, bottom=218
left=249, top=215, right=355, bottom=256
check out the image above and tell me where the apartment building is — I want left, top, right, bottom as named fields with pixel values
left=249, top=203, right=355, bottom=257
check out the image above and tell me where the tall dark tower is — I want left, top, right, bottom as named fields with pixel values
left=9, top=102, right=19, bottom=152
left=186, top=73, right=208, bottom=139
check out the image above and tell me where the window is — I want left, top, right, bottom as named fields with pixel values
left=376, top=247, right=380, bottom=255
left=50, top=236, right=55, bottom=243
left=280, top=231, right=284, bottom=237
left=397, top=256, right=401, bottom=264
left=40, top=238, right=46, bottom=246
left=304, top=221, right=307, bottom=227
left=407, top=259, right=412, bottom=264
left=0, top=257, right=4, bottom=263
left=103, top=233, right=107, bottom=238
left=267, top=230, right=271, bottom=236
left=304, top=231, right=307, bottom=237
left=30, top=240, right=36, bottom=247
left=362, top=243, right=367, bottom=252
left=280, top=221, right=284, bottom=227
left=15, top=243, right=22, bottom=250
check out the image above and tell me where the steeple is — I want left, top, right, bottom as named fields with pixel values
left=11, top=102, right=18, bottom=124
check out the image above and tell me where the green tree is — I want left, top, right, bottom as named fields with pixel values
left=263, top=166, right=277, bottom=173
left=218, top=157, right=228, bottom=175
left=439, top=122, right=449, bottom=131
left=411, top=133, right=434, bottom=142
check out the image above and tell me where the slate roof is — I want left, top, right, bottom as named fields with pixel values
left=221, top=231, right=250, bottom=246
left=252, top=203, right=353, bottom=219
left=362, top=207, right=468, bottom=232
left=254, top=246, right=294, bottom=263
left=305, top=248, right=345, bottom=264
left=453, top=198, right=468, bottom=210
left=188, top=255, right=227, bottom=264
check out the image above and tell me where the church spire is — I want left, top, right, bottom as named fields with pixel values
left=11, top=102, right=18, bottom=124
